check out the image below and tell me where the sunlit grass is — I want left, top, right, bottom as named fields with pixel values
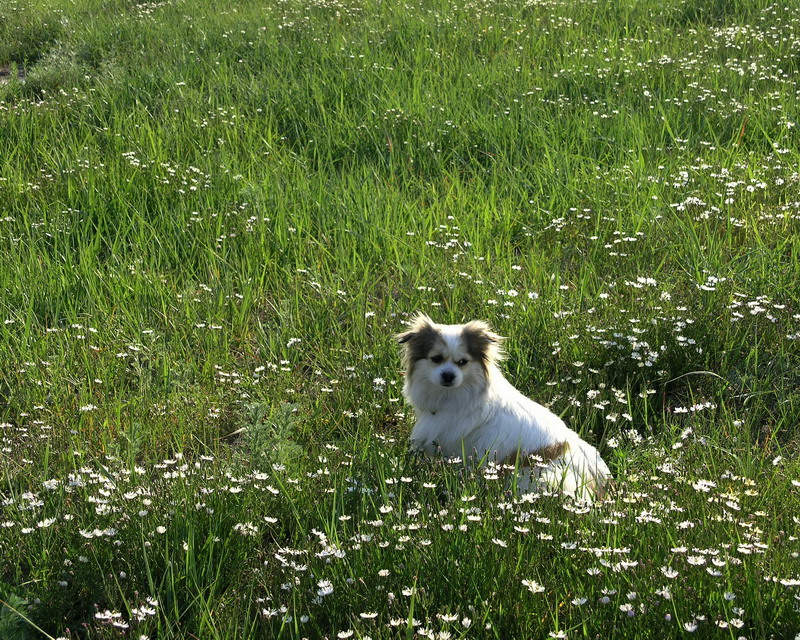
left=0, top=0, right=799, bottom=637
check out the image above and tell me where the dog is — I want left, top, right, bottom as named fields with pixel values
left=397, top=313, right=612, bottom=501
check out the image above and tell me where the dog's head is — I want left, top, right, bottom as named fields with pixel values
left=396, top=313, right=504, bottom=391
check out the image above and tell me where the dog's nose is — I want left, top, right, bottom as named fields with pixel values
left=440, top=370, right=455, bottom=386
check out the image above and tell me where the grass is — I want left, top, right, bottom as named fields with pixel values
left=1, top=0, right=799, bottom=637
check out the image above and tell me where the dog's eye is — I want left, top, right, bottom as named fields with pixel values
left=430, top=355, right=444, bottom=364
left=456, top=358, right=469, bottom=367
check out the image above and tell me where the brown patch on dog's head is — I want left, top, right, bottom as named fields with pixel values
left=396, top=313, right=442, bottom=378
left=461, top=320, right=504, bottom=375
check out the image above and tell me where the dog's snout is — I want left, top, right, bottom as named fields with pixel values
left=440, top=370, right=456, bottom=386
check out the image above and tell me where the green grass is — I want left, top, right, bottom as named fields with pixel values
left=1, top=0, right=799, bottom=637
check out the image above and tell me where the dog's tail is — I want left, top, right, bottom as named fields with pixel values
left=538, top=440, right=612, bottom=502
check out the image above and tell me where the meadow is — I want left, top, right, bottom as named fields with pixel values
left=1, top=0, right=799, bottom=637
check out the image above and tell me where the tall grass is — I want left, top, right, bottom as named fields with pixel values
left=0, top=0, right=798, bottom=637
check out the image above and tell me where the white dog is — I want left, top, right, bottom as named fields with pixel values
left=398, top=313, right=612, bottom=501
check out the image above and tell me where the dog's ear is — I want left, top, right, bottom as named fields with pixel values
left=462, top=320, right=505, bottom=370
left=396, top=312, right=435, bottom=344
left=396, top=313, right=440, bottom=373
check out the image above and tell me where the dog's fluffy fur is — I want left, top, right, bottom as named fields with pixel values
left=398, top=313, right=612, bottom=501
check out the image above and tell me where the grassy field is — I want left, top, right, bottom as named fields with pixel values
left=1, top=0, right=800, bottom=637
